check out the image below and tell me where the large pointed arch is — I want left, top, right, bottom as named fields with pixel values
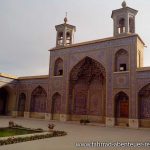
left=138, top=83, right=150, bottom=127
left=69, top=56, right=106, bottom=123
left=30, top=86, right=47, bottom=115
left=0, top=87, right=8, bottom=115
left=0, top=86, right=16, bottom=116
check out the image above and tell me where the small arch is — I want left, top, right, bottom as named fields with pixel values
left=58, top=32, right=63, bottom=38
left=54, top=58, right=63, bottom=76
left=51, top=92, right=61, bottom=120
left=30, top=86, right=47, bottom=113
left=66, top=32, right=71, bottom=45
left=118, top=18, right=125, bottom=34
left=114, top=91, right=129, bottom=126
left=66, top=32, right=71, bottom=38
left=129, top=17, right=134, bottom=33
left=114, top=49, right=129, bottom=72
left=57, top=32, right=63, bottom=45
left=18, top=93, right=26, bottom=116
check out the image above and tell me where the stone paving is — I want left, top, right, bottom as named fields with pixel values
left=0, top=116, right=150, bottom=150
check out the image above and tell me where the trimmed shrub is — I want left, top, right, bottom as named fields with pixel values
left=0, top=131, right=67, bottom=146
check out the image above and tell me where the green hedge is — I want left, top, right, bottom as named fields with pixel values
left=0, top=131, right=67, bottom=146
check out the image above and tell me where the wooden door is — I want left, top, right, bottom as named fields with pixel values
left=120, top=99, right=129, bottom=118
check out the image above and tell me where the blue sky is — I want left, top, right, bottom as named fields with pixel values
left=0, top=0, right=150, bottom=76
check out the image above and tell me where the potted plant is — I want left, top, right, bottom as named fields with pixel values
left=48, top=123, right=55, bottom=131
left=9, top=121, right=14, bottom=128
left=80, top=119, right=84, bottom=124
left=80, top=119, right=90, bottom=125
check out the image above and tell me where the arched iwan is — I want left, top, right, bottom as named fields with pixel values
left=69, top=57, right=106, bottom=123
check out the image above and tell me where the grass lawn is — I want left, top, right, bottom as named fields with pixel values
left=0, top=128, right=41, bottom=137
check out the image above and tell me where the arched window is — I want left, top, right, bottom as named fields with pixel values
left=54, top=58, right=63, bottom=76
left=115, top=49, right=128, bottom=72
left=30, top=86, right=47, bottom=113
left=118, top=18, right=125, bottom=34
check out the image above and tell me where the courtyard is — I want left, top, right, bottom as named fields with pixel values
left=0, top=117, right=150, bottom=150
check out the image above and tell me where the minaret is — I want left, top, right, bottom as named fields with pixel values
left=111, top=1, right=138, bottom=36
left=55, top=15, right=76, bottom=47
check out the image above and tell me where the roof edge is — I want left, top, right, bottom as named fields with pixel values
left=136, top=67, right=150, bottom=72
left=0, top=73, right=18, bottom=79
left=111, top=6, right=138, bottom=18
left=18, top=75, right=49, bottom=80
left=49, top=34, right=145, bottom=51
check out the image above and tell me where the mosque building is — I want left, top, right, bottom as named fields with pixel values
left=0, top=1, right=150, bottom=128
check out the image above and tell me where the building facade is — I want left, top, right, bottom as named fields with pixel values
left=0, top=2, right=150, bottom=128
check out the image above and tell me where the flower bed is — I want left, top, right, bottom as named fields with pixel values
left=0, top=131, right=67, bottom=146
left=0, top=121, right=67, bottom=146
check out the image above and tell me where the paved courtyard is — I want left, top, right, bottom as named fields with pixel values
left=0, top=117, right=150, bottom=150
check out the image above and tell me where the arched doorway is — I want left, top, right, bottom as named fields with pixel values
left=51, top=92, right=61, bottom=120
left=115, top=92, right=129, bottom=126
left=30, top=86, right=47, bottom=119
left=18, top=93, right=26, bottom=117
left=69, top=57, right=106, bottom=123
left=0, top=88, right=8, bottom=115
left=138, top=84, right=150, bottom=128
left=0, top=86, right=16, bottom=116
